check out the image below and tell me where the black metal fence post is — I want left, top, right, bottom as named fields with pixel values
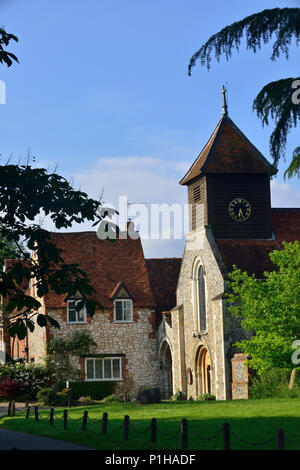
left=102, top=412, right=108, bottom=435
left=34, top=406, right=39, bottom=422
left=222, top=423, right=230, bottom=450
left=181, top=418, right=188, bottom=450
left=82, top=410, right=88, bottom=431
left=277, top=429, right=285, bottom=450
left=63, top=409, right=68, bottom=430
left=124, top=415, right=130, bottom=441
left=26, top=405, right=30, bottom=419
left=50, top=408, right=54, bottom=426
left=151, top=418, right=157, bottom=443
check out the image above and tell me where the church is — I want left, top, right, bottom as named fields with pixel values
left=2, top=90, right=300, bottom=400
left=157, top=90, right=300, bottom=400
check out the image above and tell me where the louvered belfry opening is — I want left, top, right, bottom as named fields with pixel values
left=188, top=175, right=206, bottom=231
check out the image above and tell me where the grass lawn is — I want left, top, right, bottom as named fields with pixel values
left=1, top=398, right=300, bottom=450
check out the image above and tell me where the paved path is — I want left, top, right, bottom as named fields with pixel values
left=0, top=403, right=92, bottom=450
left=0, top=428, right=92, bottom=450
left=0, top=402, right=27, bottom=417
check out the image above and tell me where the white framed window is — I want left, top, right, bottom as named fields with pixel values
left=114, top=299, right=133, bottom=322
left=85, top=357, right=122, bottom=381
left=67, top=299, right=87, bottom=323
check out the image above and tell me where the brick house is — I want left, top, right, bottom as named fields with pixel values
left=1, top=230, right=181, bottom=396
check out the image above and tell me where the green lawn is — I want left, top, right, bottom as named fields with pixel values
left=1, top=398, right=300, bottom=450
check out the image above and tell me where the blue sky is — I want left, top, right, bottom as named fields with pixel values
left=0, top=0, right=299, bottom=257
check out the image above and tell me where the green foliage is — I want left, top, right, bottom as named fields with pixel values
left=0, top=226, right=28, bottom=270
left=0, top=162, right=118, bottom=340
left=284, top=147, right=300, bottom=180
left=188, top=7, right=300, bottom=176
left=46, top=331, right=97, bottom=382
left=36, top=388, right=68, bottom=406
left=172, top=390, right=186, bottom=401
left=188, top=8, right=300, bottom=73
left=0, top=28, right=18, bottom=67
left=226, top=241, right=300, bottom=374
left=253, top=78, right=300, bottom=168
left=0, top=362, right=56, bottom=397
left=47, top=331, right=97, bottom=356
left=250, top=368, right=300, bottom=399
left=197, top=393, right=216, bottom=401
left=57, top=381, right=115, bottom=400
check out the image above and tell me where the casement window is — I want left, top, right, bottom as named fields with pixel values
left=67, top=299, right=87, bottom=323
left=85, top=357, right=122, bottom=381
left=114, top=299, right=133, bottom=322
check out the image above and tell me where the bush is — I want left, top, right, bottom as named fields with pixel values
left=250, top=368, right=300, bottom=398
left=172, top=390, right=186, bottom=401
left=0, top=377, right=22, bottom=399
left=197, top=393, right=216, bottom=401
left=36, top=388, right=68, bottom=406
left=57, top=381, right=116, bottom=400
left=0, top=362, right=56, bottom=398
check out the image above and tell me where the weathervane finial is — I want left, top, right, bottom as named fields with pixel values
left=221, top=85, right=228, bottom=116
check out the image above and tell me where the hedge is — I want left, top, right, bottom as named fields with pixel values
left=58, top=381, right=116, bottom=400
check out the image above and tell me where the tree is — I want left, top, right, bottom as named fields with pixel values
left=226, top=241, right=300, bottom=375
left=0, top=27, right=19, bottom=67
left=0, top=162, right=117, bottom=340
left=188, top=7, right=300, bottom=178
left=0, top=226, right=26, bottom=270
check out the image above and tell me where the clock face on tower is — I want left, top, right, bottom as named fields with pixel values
left=228, top=198, right=251, bottom=222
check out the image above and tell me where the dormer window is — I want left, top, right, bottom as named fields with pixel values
left=111, top=281, right=134, bottom=323
left=67, top=299, right=87, bottom=323
left=114, top=299, right=133, bottom=322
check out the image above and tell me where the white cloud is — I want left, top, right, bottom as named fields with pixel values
left=270, top=180, right=300, bottom=207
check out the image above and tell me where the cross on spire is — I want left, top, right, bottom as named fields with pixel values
left=222, top=85, right=228, bottom=116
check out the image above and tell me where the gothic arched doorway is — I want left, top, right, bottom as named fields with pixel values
left=160, top=341, right=173, bottom=398
left=196, top=346, right=211, bottom=395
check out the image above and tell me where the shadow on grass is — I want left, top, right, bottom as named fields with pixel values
left=1, top=412, right=300, bottom=450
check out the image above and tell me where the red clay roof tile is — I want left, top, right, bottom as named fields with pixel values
left=215, top=208, right=300, bottom=277
left=146, top=258, right=182, bottom=322
left=180, top=115, right=275, bottom=185
left=42, top=232, right=155, bottom=308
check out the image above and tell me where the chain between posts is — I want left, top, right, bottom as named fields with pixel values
left=5, top=403, right=295, bottom=450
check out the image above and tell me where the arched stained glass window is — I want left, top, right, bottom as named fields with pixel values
left=197, top=265, right=207, bottom=331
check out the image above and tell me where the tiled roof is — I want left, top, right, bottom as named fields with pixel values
left=180, top=115, right=275, bottom=185
left=146, top=258, right=182, bottom=322
left=215, top=208, right=300, bottom=277
left=43, top=232, right=155, bottom=308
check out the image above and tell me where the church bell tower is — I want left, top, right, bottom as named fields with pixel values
left=180, top=87, right=276, bottom=240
